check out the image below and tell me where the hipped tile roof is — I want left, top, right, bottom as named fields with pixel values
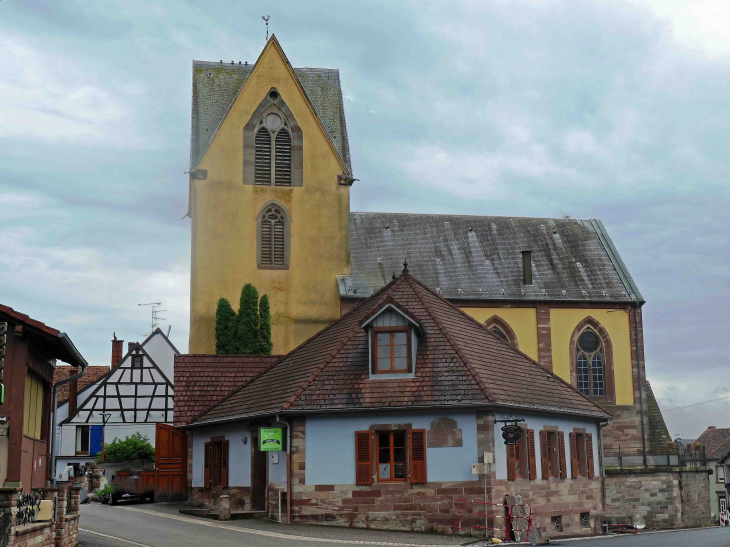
left=53, top=365, right=110, bottom=405
left=191, top=273, right=609, bottom=426
left=174, top=355, right=281, bottom=426
left=696, top=426, right=730, bottom=460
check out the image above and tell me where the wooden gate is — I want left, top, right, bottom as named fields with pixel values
left=155, top=423, right=186, bottom=500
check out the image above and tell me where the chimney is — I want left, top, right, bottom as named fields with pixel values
left=128, top=342, right=135, bottom=354
left=522, top=250, right=533, bottom=285
left=709, top=426, right=716, bottom=430
left=111, top=333, right=124, bottom=368
left=68, top=368, right=78, bottom=416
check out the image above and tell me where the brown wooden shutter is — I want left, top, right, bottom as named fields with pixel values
left=255, top=128, right=272, bottom=185
left=274, top=131, right=291, bottom=186
left=569, top=433, right=578, bottom=478
left=204, top=442, right=211, bottom=488
left=520, top=433, right=529, bottom=480
left=409, top=429, right=427, bottom=484
left=273, top=219, right=285, bottom=265
left=540, top=430, right=549, bottom=479
left=355, top=431, right=372, bottom=485
left=220, top=440, right=229, bottom=488
left=507, top=444, right=517, bottom=481
left=558, top=432, right=567, bottom=479
left=586, top=433, right=595, bottom=479
left=527, top=429, right=537, bottom=481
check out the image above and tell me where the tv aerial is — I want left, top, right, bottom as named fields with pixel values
left=138, top=302, right=166, bottom=336
left=262, top=15, right=270, bottom=41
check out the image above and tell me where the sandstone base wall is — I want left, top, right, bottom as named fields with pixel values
left=605, top=469, right=711, bottom=529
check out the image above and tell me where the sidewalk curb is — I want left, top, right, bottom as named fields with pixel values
left=557, top=524, right=720, bottom=542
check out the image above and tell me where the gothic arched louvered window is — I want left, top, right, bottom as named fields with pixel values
left=253, top=111, right=291, bottom=187
left=259, top=204, right=288, bottom=268
left=254, top=127, right=272, bottom=185
left=576, top=329, right=605, bottom=397
left=491, top=326, right=508, bottom=343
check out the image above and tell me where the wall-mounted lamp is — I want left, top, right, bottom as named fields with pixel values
left=242, top=436, right=248, bottom=445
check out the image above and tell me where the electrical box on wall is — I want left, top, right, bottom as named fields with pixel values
left=270, top=452, right=279, bottom=464
left=471, top=463, right=488, bottom=475
left=483, top=451, right=494, bottom=464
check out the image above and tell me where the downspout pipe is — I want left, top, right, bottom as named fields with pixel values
left=49, top=333, right=88, bottom=486
left=598, top=420, right=610, bottom=510
left=276, top=414, right=292, bottom=523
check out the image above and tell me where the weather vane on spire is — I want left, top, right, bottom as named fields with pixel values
left=262, top=15, right=270, bottom=41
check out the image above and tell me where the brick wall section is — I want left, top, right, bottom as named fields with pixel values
left=535, top=305, right=553, bottom=372
left=0, top=487, right=80, bottom=547
left=191, top=487, right=252, bottom=511
left=605, top=469, right=711, bottom=529
left=54, top=484, right=81, bottom=547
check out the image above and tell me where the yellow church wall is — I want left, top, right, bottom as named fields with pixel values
left=460, top=308, right=539, bottom=361
left=550, top=309, right=634, bottom=406
left=189, top=40, right=350, bottom=354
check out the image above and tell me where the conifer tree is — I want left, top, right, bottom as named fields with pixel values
left=237, top=283, right=260, bottom=354
left=257, top=294, right=273, bottom=355
left=214, top=298, right=237, bottom=355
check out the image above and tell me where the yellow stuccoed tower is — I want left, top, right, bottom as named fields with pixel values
left=188, top=36, right=352, bottom=355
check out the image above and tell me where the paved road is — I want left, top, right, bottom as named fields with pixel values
left=78, top=503, right=730, bottom=547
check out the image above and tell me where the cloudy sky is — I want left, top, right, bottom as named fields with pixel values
left=1, top=0, right=728, bottom=438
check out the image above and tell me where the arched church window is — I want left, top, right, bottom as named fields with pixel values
left=576, top=329, right=605, bottom=397
left=258, top=204, right=289, bottom=268
left=484, top=315, right=519, bottom=349
left=254, top=111, right=291, bottom=186
left=491, top=326, right=508, bottom=342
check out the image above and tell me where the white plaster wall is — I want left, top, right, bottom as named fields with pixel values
left=192, top=423, right=252, bottom=487
left=492, top=411, right=601, bottom=480
left=142, top=333, right=176, bottom=384
left=306, top=411, right=478, bottom=485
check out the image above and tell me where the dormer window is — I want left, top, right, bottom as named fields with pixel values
left=360, top=302, right=425, bottom=378
left=374, top=328, right=411, bottom=373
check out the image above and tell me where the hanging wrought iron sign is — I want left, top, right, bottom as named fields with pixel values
left=495, top=417, right=525, bottom=446
left=16, top=491, right=42, bottom=526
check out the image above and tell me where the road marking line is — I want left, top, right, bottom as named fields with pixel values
left=114, top=506, right=461, bottom=546
left=80, top=528, right=154, bottom=547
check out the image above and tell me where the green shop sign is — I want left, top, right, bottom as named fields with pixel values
left=259, top=427, right=286, bottom=452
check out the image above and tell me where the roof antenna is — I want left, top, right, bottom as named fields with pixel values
left=138, top=302, right=166, bottom=336
left=402, top=260, right=409, bottom=275
left=262, top=15, right=270, bottom=41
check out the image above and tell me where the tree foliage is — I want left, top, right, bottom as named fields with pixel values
left=237, top=284, right=260, bottom=354
left=215, top=298, right=237, bottom=355
left=96, top=432, right=155, bottom=463
left=257, top=294, right=273, bottom=355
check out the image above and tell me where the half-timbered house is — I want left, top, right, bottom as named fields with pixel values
left=54, top=328, right=178, bottom=478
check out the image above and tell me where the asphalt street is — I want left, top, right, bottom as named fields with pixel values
left=78, top=503, right=730, bottom=547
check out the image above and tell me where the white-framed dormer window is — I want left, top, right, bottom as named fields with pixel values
left=361, top=304, right=424, bottom=379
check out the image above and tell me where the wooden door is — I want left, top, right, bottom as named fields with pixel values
left=251, top=436, right=267, bottom=510
left=155, top=424, right=186, bottom=500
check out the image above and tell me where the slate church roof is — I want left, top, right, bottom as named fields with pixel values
left=341, top=213, right=643, bottom=303
left=188, top=272, right=610, bottom=427
left=190, top=58, right=351, bottom=173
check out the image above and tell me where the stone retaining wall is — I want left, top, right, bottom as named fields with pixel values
left=605, top=468, right=711, bottom=529
left=190, top=486, right=252, bottom=510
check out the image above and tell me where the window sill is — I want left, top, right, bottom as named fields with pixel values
left=257, top=265, right=289, bottom=270
left=368, top=373, right=416, bottom=380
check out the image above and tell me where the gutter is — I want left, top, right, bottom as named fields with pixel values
left=183, top=402, right=611, bottom=429
left=598, top=419, right=611, bottom=509
left=49, top=333, right=88, bottom=486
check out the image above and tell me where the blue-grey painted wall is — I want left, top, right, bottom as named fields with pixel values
left=191, top=421, right=288, bottom=488
left=492, top=412, right=601, bottom=480
left=305, top=411, right=478, bottom=485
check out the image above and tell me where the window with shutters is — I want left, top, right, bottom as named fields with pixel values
left=508, top=428, right=537, bottom=480
left=204, top=438, right=229, bottom=488
left=540, top=429, right=565, bottom=479
left=257, top=203, right=289, bottom=269
left=355, top=428, right=427, bottom=485
left=569, top=430, right=594, bottom=478
left=253, top=108, right=292, bottom=186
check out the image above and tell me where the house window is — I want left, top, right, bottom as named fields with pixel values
left=508, top=429, right=537, bottom=480
left=550, top=515, right=563, bottom=532
left=576, top=329, right=605, bottom=397
left=569, top=431, right=595, bottom=478
left=76, top=425, right=90, bottom=454
left=377, top=431, right=406, bottom=482
left=373, top=328, right=410, bottom=373
left=540, top=429, right=566, bottom=479
left=718, top=465, right=725, bottom=483
left=132, top=355, right=143, bottom=368
left=355, top=429, right=427, bottom=485
left=254, top=111, right=291, bottom=186
left=580, top=512, right=591, bottom=528
left=204, top=439, right=229, bottom=489
left=258, top=204, right=289, bottom=269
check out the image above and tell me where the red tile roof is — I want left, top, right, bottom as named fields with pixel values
left=696, top=427, right=730, bottom=459
left=53, top=366, right=110, bottom=405
left=174, top=355, right=282, bottom=426
left=0, top=303, right=60, bottom=336
left=191, top=274, right=609, bottom=426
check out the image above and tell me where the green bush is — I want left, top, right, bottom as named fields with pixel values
left=95, top=484, right=116, bottom=496
left=96, top=432, right=155, bottom=463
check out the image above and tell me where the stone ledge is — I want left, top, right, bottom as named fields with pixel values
left=13, top=521, right=54, bottom=536
left=606, top=467, right=711, bottom=475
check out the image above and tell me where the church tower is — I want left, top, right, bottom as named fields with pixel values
left=187, top=36, right=353, bottom=354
